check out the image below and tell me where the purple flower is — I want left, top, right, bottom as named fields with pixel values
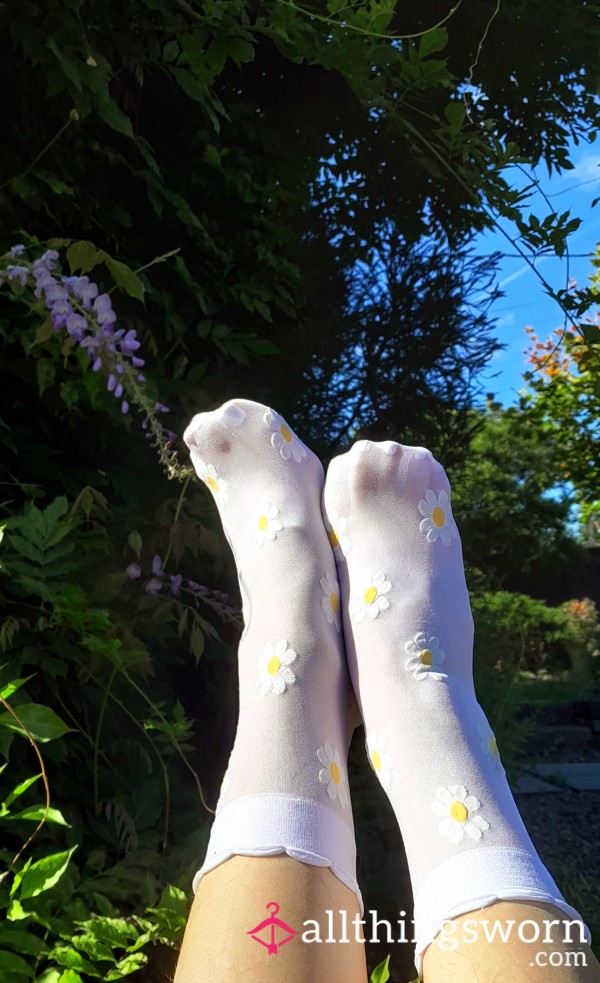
left=145, top=578, right=163, bottom=595
left=7, top=265, right=29, bottom=286
left=126, top=562, right=141, bottom=579
left=9, top=244, right=25, bottom=258
left=121, top=329, right=140, bottom=356
left=121, top=400, right=129, bottom=414
left=93, top=293, right=117, bottom=324
left=151, top=555, right=164, bottom=577
left=170, top=574, right=183, bottom=597
left=92, top=357, right=102, bottom=372
left=45, top=283, right=69, bottom=304
left=155, top=402, right=170, bottom=413
left=114, top=382, right=123, bottom=398
left=132, top=357, right=145, bottom=368
left=34, top=249, right=59, bottom=271
left=50, top=299, right=73, bottom=329
left=66, top=313, right=87, bottom=336
left=107, top=373, right=117, bottom=392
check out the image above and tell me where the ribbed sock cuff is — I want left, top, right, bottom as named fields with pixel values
left=192, top=792, right=363, bottom=912
left=413, top=846, right=591, bottom=977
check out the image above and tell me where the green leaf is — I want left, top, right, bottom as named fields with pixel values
left=162, top=40, right=180, bottom=63
left=103, top=256, right=144, bottom=301
left=2, top=773, right=40, bottom=807
left=419, top=27, right=448, bottom=57
left=0, top=949, right=34, bottom=978
left=370, top=954, right=391, bottom=983
left=58, top=972, right=83, bottom=983
left=5, top=805, right=71, bottom=827
left=444, top=102, right=465, bottom=129
left=36, top=359, right=56, bottom=398
left=127, top=531, right=142, bottom=556
left=0, top=676, right=34, bottom=701
left=66, top=241, right=103, bottom=276
left=105, top=952, right=147, bottom=979
left=0, top=928, right=47, bottom=956
left=0, top=704, right=73, bottom=742
left=13, top=847, right=77, bottom=900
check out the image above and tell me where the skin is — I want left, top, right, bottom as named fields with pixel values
left=173, top=861, right=600, bottom=983
left=173, top=855, right=368, bottom=983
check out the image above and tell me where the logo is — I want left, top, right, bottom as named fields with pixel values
left=247, top=901, right=298, bottom=954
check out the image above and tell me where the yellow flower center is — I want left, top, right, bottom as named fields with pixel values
left=489, top=736, right=499, bottom=758
left=371, top=750, right=381, bottom=772
left=330, top=592, right=339, bottom=613
left=258, top=514, right=268, bottom=530
left=432, top=506, right=445, bottom=527
left=364, top=585, right=378, bottom=606
left=267, top=656, right=281, bottom=676
left=329, top=528, right=340, bottom=549
left=450, top=801, right=468, bottom=823
left=206, top=476, right=219, bottom=493
left=330, top=762, right=341, bottom=785
left=280, top=423, right=293, bottom=443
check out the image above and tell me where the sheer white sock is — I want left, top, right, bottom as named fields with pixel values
left=183, top=399, right=361, bottom=904
left=323, top=439, right=589, bottom=974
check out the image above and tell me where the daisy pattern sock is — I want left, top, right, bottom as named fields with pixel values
left=323, top=439, right=589, bottom=975
left=183, top=399, right=361, bottom=905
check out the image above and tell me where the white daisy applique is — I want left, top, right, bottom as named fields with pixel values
left=325, top=514, right=350, bottom=558
left=350, top=572, right=391, bottom=623
left=404, top=632, right=447, bottom=681
left=263, top=408, right=307, bottom=463
left=320, top=573, right=341, bottom=632
left=255, top=640, right=297, bottom=695
left=478, top=720, right=504, bottom=773
left=196, top=460, right=228, bottom=505
left=366, top=733, right=392, bottom=792
left=254, top=502, right=283, bottom=547
left=418, top=489, right=458, bottom=545
left=432, top=785, right=489, bottom=844
left=317, top=743, right=349, bottom=809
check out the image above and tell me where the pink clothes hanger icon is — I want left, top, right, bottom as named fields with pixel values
left=247, top=901, right=298, bottom=954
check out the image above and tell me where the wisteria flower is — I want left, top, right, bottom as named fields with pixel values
left=263, top=408, right=307, bottom=463
left=404, top=632, right=447, bottom=681
left=317, top=743, right=349, bottom=809
left=350, top=572, right=391, bottom=623
left=418, top=489, right=458, bottom=545
left=255, top=639, right=297, bottom=695
left=432, top=785, right=489, bottom=844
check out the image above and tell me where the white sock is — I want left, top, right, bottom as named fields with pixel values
left=183, top=399, right=361, bottom=905
left=323, top=439, right=589, bottom=975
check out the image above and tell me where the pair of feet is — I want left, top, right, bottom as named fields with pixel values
left=183, top=398, right=584, bottom=973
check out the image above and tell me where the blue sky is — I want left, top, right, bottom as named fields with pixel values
left=473, top=143, right=600, bottom=406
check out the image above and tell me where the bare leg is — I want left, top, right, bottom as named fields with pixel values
left=423, top=901, right=600, bottom=982
left=174, top=856, right=367, bottom=983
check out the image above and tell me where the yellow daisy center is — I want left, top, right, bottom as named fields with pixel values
left=432, top=506, right=445, bottom=527
left=330, top=528, right=340, bottom=549
left=280, top=423, right=293, bottom=443
left=371, top=750, right=381, bottom=772
left=330, top=592, right=339, bottom=613
left=489, top=736, right=499, bottom=758
left=450, top=801, right=468, bottom=823
left=258, top=514, right=268, bottom=530
left=420, top=648, right=432, bottom=666
left=364, top=585, right=378, bottom=605
left=206, top=476, right=219, bottom=493
left=330, top=762, right=341, bottom=785
left=267, top=656, right=281, bottom=676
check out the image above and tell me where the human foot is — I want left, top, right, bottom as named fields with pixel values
left=183, top=400, right=360, bottom=902
left=323, top=439, right=588, bottom=974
